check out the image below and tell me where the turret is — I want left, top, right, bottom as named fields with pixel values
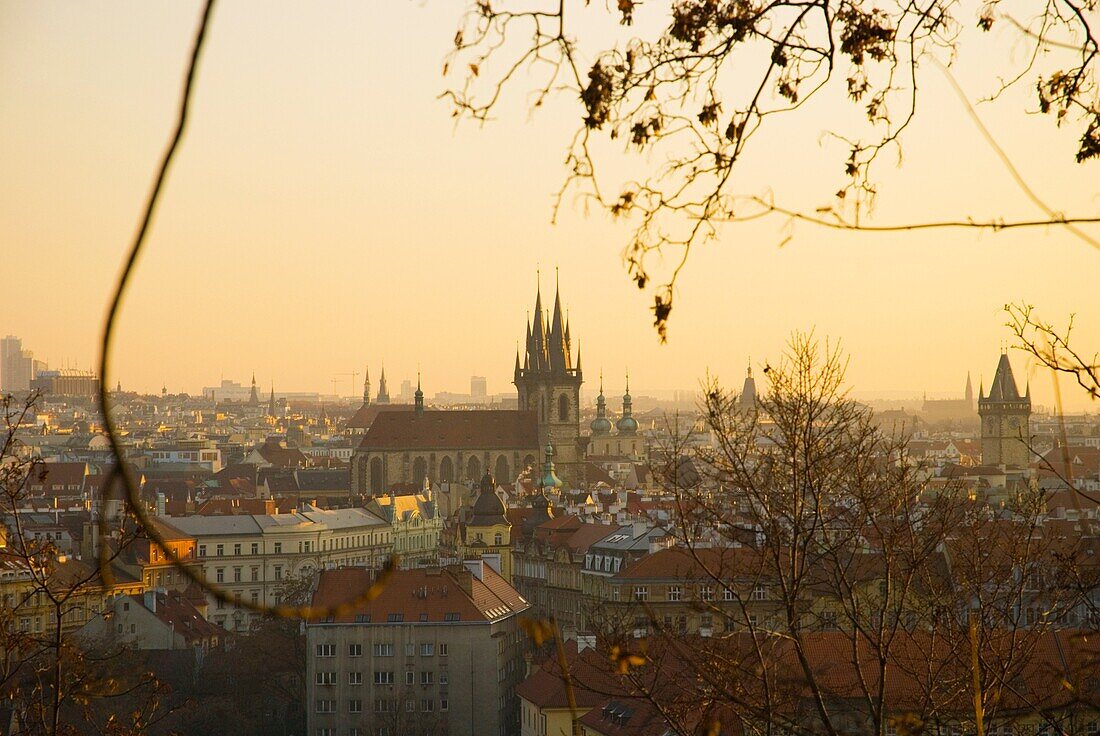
left=362, top=366, right=371, bottom=407
left=591, top=371, right=612, bottom=435
left=616, top=371, right=638, bottom=435
left=377, top=363, right=390, bottom=404
left=414, top=372, right=424, bottom=416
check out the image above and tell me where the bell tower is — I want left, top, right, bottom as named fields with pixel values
left=514, top=273, right=583, bottom=483
left=978, top=353, right=1031, bottom=468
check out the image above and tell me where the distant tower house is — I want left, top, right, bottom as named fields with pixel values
left=513, top=273, right=583, bottom=483
left=978, top=353, right=1031, bottom=468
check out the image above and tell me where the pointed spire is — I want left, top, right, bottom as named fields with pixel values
left=377, top=362, right=390, bottom=404
left=415, top=369, right=424, bottom=415
left=363, top=365, right=371, bottom=406
left=249, top=373, right=259, bottom=405
left=268, top=383, right=276, bottom=418
left=549, top=273, right=570, bottom=373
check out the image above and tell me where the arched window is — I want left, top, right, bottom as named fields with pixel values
left=370, top=458, right=384, bottom=495
left=466, top=455, right=482, bottom=481
left=495, top=456, right=510, bottom=485
left=494, top=532, right=503, bottom=546
left=558, top=394, right=569, bottom=421
left=439, top=456, right=454, bottom=483
left=413, top=457, right=428, bottom=488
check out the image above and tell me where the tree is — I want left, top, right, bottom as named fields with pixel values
left=0, top=392, right=177, bottom=736
left=444, top=0, right=1100, bottom=335
left=573, top=334, right=1099, bottom=735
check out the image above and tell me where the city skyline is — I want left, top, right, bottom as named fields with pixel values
left=2, top=3, right=1098, bottom=410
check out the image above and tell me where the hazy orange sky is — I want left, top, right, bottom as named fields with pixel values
left=2, top=2, right=1098, bottom=409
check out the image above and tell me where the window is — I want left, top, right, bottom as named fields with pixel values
left=439, top=671, right=449, bottom=685
left=349, top=671, right=363, bottom=685
left=700, top=585, right=714, bottom=601
left=634, top=586, right=649, bottom=601
left=421, top=671, right=434, bottom=685
left=233, top=543, right=241, bottom=555
left=376, top=699, right=395, bottom=713
left=558, top=394, right=569, bottom=421
left=373, top=643, right=394, bottom=657
left=273, top=542, right=282, bottom=554
left=274, top=566, right=283, bottom=581
left=198, top=544, right=206, bottom=557
left=820, top=611, right=839, bottom=630
left=315, top=699, right=336, bottom=713
left=420, top=643, right=434, bottom=656
left=349, top=699, right=362, bottom=713
left=667, top=585, right=682, bottom=601
left=251, top=567, right=259, bottom=582
left=494, top=532, right=503, bottom=545
left=405, top=643, right=415, bottom=656
left=233, top=567, right=242, bottom=583
left=316, top=671, right=337, bottom=685
left=251, top=542, right=259, bottom=555
left=216, top=544, right=224, bottom=556
left=422, top=699, right=435, bottom=712
left=349, top=643, right=362, bottom=657
left=723, top=588, right=735, bottom=601
left=388, top=613, right=404, bottom=623
left=441, top=699, right=449, bottom=712
left=356, top=614, right=371, bottom=623
left=405, top=700, right=416, bottom=712
left=439, top=643, right=449, bottom=656
left=405, top=671, right=414, bottom=685
left=215, top=568, right=224, bottom=583
left=315, top=644, right=336, bottom=657
left=443, top=613, right=460, bottom=622
left=374, top=671, right=394, bottom=685
left=751, top=584, right=767, bottom=601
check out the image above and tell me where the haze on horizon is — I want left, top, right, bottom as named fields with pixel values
left=2, top=2, right=1098, bottom=410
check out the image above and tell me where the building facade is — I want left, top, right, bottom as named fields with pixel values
left=164, top=508, right=392, bottom=631
left=306, top=563, right=530, bottom=736
left=979, top=354, right=1032, bottom=468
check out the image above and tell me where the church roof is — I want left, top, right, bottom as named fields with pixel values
left=985, top=354, right=1023, bottom=401
left=357, top=410, right=538, bottom=451
left=345, top=403, right=413, bottom=430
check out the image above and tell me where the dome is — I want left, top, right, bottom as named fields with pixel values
left=590, top=415, right=612, bottom=434
left=470, top=471, right=508, bottom=526
left=616, top=415, right=638, bottom=434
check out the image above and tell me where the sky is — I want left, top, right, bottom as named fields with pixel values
left=1, top=1, right=1098, bottom=410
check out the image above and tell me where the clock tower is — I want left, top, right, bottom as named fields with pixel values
left=978, top=353, right=1031, bottom=468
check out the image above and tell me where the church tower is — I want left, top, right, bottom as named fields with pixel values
left=978, top=353, right=1031, bottom=468
left=514, top=275, right=583, bottom=484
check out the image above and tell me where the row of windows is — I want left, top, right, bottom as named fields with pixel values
left=628, top=584, right=765, bottom=602
left=316, top=698, right=449, bottom=714
left=318, top=670, right=450, bottom=686
left=316, top=643, right=449, bottom=658
left=198, top=534, right=388, bottom=559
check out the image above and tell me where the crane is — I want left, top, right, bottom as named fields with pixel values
left=332, top=371, right=360, bottom=399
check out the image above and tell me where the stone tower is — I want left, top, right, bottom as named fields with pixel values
left=978, top=353, right=1031, bottom=468
left=514, top=277, right=583, bottom=483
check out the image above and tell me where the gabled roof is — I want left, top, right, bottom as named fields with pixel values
left=309, top=565, right=528, bottom=624
left=358, top=410, right=538, bottom=451
left=344, top=403, right=414, bottom=430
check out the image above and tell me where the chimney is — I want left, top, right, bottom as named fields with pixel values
left=462, top=559, right=484, bottom=581
left=632, top=520, right=648, bottom=539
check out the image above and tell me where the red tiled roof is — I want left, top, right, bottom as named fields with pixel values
left=310, top=565, right=528, bottom=624
left=358, top=410, right=538, bottom=451
left=345, top=403, right=414, bottom=430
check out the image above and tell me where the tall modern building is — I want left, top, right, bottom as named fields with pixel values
left=978, top=353, right=1032, bottom=468
left=470, top=376, right=487, bottom=400
left=1, top=336, right=37, bottom=393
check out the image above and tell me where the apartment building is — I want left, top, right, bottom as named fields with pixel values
left=306, top=561, right=529, bottom=736
left=165, top=508, right=391, bottom=631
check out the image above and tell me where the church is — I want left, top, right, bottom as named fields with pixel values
left=350, top=280, right=585, bottom=496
